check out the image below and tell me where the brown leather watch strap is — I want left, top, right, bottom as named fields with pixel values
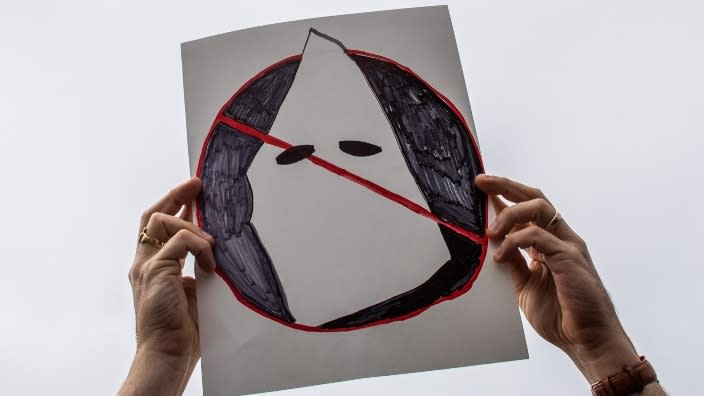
left=591, top=356, right=658, bottom=396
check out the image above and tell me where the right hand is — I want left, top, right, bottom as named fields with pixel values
left=475, top=174, right=641, bottom=382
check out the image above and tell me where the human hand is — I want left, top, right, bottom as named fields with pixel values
left=475, top=174, right=641, bottom=383
left=121, top=177, right=215, bottom=395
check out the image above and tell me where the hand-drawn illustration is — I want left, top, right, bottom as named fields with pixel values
left=196, top=29, right=487, bottom=331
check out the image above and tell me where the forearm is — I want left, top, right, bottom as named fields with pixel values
left=119, top=347, right=193, bottom=396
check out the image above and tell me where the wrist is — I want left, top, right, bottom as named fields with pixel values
left=565, top=333, right=641, bottom=383
left=590, top=357, right=659, bottom=396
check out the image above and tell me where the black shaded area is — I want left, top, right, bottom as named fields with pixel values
left=338, top=140, right=382, bottom=157
left=203, top=59, right=300, bottom=323
left=276, top=144, right=315, bottom=165
left=225, top=60, right=300, bottom=131
left=320, top=53, right=488, bottom=330
left=201, top=123, right=295, bottom=323
left=349, top=54, right=486, bottom=236
left=321, top=226, right=483, bottom=329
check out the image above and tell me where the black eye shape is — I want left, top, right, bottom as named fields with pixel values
left=276, top=145, right=315, bottom=165
left=339, top=140, right=382, bottom=157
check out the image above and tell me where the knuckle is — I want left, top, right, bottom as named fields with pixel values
left=149, top=212, right=167, bottom=225
left=128, top=265, right=140, bottom=285
left=503, top=231, right=516, bottom=244
left=523, top=199, right=541, bottom=220
left=524, top=225, right=543, bottom=244
left=530, top=187, right=544, bottom=198
left=142, top=212, right=163, bottom=230
left=500, top=206, right=515, bottom=224
left=503, top=236, right=517, bottom=250
left=574, top=236, right=590, bottom=256
left=173, top=228, right=193, bottom=242
left=536, top=198, right=552, bottom=212
left=563, top=244, right=582, bottom=258
left=139, top=210, right=152, bottom=226
left=525, top=224, right=542, bottom=235
left=573, top=234, right=587, bottom=248
left=535, top=198, right=553, bottom=223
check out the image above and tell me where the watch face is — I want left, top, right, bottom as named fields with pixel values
left=197, top=29, right=487, bottom=332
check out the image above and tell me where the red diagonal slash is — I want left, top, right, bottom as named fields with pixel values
left=214, top=115, right=486, bottom=246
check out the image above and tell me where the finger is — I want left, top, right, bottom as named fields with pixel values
left=139, top=177, right=202, bottom=230
left=475, top=174, right=548, bottom=204
left=478, top=174, right=583, bottom=244
left=150, top=229, right=216, bottom=274
left=147, top=212, right=212, bottom=243
left=137, top=213, right=213, bottom=257
left=495, top=225, right=569, bottom=272
left=495, top=245, right=532, bottom=296
left=495, top=225, right=580, bottom=273
left=490, top=194, right=508, bottom=214
left=179, top=201, right=194, bottom=222
left=489, top=194, right=529, bottom=235
left=488, top=198, right=557, bottom=239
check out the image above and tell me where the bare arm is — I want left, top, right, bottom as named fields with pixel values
left=119, top=178, right=215, bottom=395
left=120, top=347, right=195, bottom=396
left=476, top=175, right=666, bottom=395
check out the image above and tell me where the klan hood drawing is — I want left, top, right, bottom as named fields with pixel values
left=196, top=29, right=487, bottom=331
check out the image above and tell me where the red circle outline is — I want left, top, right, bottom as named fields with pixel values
left=196, top=51, right=488, bottom=332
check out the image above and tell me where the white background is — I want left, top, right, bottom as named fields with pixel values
left=1, top=1, right=702, bottom=394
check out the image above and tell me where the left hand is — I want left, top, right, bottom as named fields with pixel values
left=121, top=177, right=216, bottom=395
left=475, top=174, right=641, bottom=383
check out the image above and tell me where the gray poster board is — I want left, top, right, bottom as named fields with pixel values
left=181, top=6, right=527, bottom=395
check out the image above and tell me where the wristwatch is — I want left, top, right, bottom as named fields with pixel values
left=590, top=356, right=658, bottom=396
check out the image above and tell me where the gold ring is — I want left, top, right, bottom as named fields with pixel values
left=544, top=210, right=562, bottom=232
left=138, top=227, right=165, bottom=248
